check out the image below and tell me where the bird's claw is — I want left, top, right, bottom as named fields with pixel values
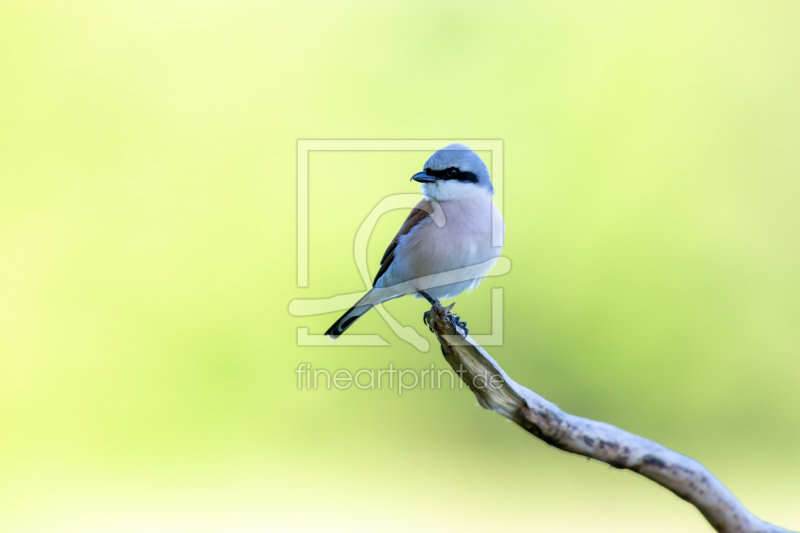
left=421, top=298, right=467, bottom=335
left=448, top=314, right=469, bottom=336
left=423, top=309, right=434, bottom=332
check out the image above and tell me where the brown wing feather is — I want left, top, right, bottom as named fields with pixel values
left=372, top=199, right=432, bottom=286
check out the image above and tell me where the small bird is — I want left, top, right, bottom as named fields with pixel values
left=326, top=143, right=505, bottom=339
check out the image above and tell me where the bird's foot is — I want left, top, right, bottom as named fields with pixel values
left=420, top=292, right=467, bottom=335
left=420, top=290, right=442, bottom=333
left=448, top=314, right=469, bottom=336
left=423, top=309, right=434, bottom=332
left=444, top=303, right=469, bottom=336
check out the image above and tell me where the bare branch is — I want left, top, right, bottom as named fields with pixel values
left=425, top=302, right=794, bottom=533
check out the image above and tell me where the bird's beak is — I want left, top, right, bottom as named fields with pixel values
left=411, top=171, right=436, bottom=183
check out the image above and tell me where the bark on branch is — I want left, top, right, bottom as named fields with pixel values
left=425, top=302, right=794, bottom=533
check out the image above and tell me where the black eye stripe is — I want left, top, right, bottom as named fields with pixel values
left=423, top=167, right=450, bottom=178
left=424, top=167, right=479, bottom=183
left=453, top=171, right=478, bottom=183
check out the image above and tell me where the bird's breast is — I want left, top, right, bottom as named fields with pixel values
left=392, top=195, right=502, bottom=281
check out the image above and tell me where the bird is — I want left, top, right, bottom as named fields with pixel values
left=325, top=143, right=504, bottom=339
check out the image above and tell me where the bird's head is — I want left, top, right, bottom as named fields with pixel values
left=411, top=143, right=494, bottom=201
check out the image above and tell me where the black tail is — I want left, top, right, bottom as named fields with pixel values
left=325, top=303, right=374, bottom=339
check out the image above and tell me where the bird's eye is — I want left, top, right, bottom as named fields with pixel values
left=447, top=167, right=459, bottom=177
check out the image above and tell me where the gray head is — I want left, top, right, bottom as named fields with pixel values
left=410, top=143, right=494, bottom=200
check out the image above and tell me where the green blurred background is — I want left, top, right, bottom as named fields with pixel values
left=1, top=1, right=799, bottom=531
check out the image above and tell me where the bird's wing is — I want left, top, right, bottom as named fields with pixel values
left=372, top=199, right=433, bottom=286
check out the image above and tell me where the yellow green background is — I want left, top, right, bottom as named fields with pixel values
left=1, top=1, right=798, bottom=531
